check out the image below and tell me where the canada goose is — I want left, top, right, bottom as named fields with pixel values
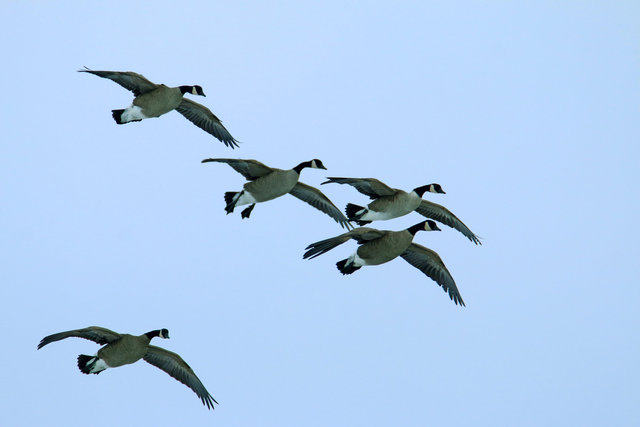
left=322, top=177, right=481, bottom=244
left=303, top=220, right=464, bottom=306
left=79, top=67, right=239, bottom=148
left=202, top=158, right=352, bottom=228
left=38, top=326, right=217, bottom=410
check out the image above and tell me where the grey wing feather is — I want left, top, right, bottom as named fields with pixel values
left=322, top=177, right=397, bottom=198
left=349, top=228, right=389, bottom=243
left=400, top=243, right=465, bottom=306
left=201, top=158, right=273, bottom=180
left=143, top=346, right=218, bottom=410
left=303, top=227, right=386, bottom=259
left=37, top=326, right=122, bottom=349
left=78, top=67, right=158, bottom=96
left=176, top=99, right=240, bottom=148
left=289, top=182, right=353, bottom=229
left=415, top=200, right=481, bottom=245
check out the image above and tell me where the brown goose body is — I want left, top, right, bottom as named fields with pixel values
left=96, top=333, right=152, bottom=367
left=243, top=168, right=300, bottom=202
left=356, top=229, right=414, bottom=265
left=365, top=191, right=423, bottom=220
left=132, top=85, right=185, bottom=118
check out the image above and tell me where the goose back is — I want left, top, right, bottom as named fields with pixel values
left=133, top=85, right=184, bottom=117
left=97, top=334, right=151, bottom=367
left=357, top=229, right=414, bottom=265
left=243, top=168, right=299, bottom=202
left=367, top=190, right=422, bottom=218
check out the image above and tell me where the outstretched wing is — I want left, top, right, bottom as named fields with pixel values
left=322, top=177, right=396, bottom=199
left=289, top=182, right=352, bottom=229
left=79, top=67, right=158, bottom=96
left=303, top=227, right=387, bottom=259
left=400, top=243, right=465, bottom=306
left=201, top=158, right=273, bottom=180
left=176, top=99, right=240, bottom=148
left=416, top=200, right=481, bottom=245
left=144, top=345, right=218, bottom=410
left=38, top=326, right=122, bottom=349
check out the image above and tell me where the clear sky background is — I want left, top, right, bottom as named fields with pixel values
left=2, top=1, right=639, bottom=426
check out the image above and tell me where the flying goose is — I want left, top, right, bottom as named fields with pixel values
left=79, top=67, right=239, bottom=148
left=202, top=158, right=352, bottom=228
left=322, top=177, right=481, bottom=244
left=303, top=220, right=464, bottom=306
left=38, top=326, right=217, bottom=410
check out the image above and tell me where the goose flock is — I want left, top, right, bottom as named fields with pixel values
left=38, top=68, right=481, bottom=411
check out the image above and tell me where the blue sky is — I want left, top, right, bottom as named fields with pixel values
left=2, top=1, right=639, bottom=426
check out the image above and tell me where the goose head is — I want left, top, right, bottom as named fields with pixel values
left=408, top=220, right=441, bottom=235
left=413, top=183, right=445, bottom=196
left=180, top=85, right=206, bottom=96
left=293, top=159, right=327, bottom=174
left=309, top=159, right=327, bottom=170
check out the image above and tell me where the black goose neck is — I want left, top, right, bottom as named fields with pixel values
left=407, top=221, right=427, bottom=236
left=413, top=185, right=431, bottom=197
left=144, top=330, right=162, bottom=340
left=178, top=85, right=194, bottom=95
left=293, top=161, right=312, bottom=174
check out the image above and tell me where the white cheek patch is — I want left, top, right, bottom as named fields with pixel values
left=121, top=105, right=148, bottom=122
left=192, top=87, right=198, bottom=95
